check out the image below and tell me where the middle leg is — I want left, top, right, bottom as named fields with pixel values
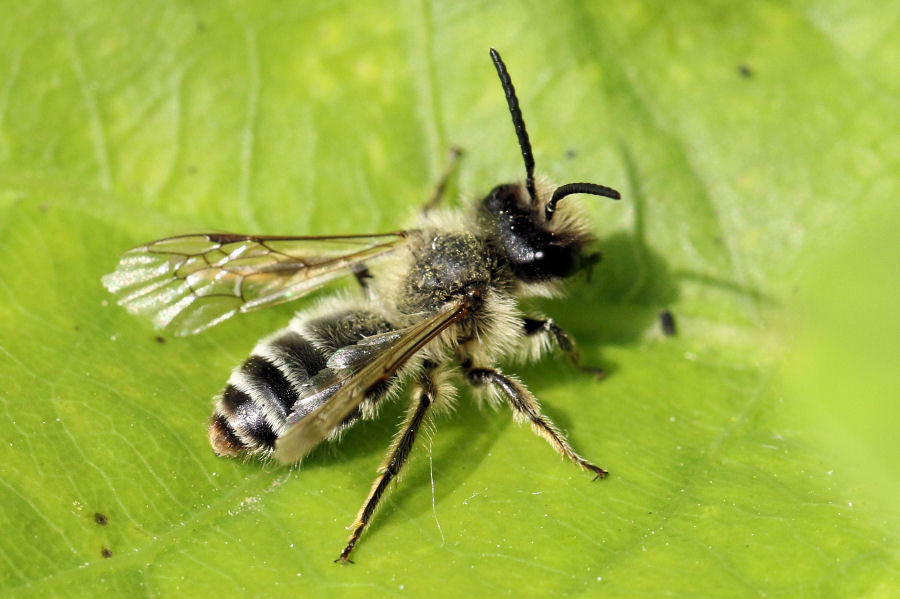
left=420, top=146, right=464, bottom=215
left=351, top=146, right=463, bottom=293
left=462, top=362, right=607, bottom=480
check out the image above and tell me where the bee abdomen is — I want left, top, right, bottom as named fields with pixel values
left=208, top=329, right=328, bottom=457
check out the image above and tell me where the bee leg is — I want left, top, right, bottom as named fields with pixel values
left=351, top=264, right=373, bottom=290
left=463, top=364, right=607, bottom=480
left=420, top=146, right=464, bottom=215
left=521, top=317, right=605, bottom=380
left=336, top=368, right=437, bottom=564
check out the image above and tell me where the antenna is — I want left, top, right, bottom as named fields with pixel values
left=490, top=48, right=536, bottom=205
left=546, top=182, right=621, bottom=222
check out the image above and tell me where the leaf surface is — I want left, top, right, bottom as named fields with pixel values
left=1, top=1, right=897, bottom=597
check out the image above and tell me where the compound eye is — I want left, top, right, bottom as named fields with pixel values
left=482, top=183, right=529, bottom=216
left=534, top=243, right=577, bottom=278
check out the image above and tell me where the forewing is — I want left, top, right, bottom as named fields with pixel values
left=102, top=232, right=409, bottom=335
left=274, top=296, right=472, bottom=464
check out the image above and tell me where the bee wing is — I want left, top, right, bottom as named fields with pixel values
left=274, top=295, right=473, bottom=464
left=102, top=232, right=410, bottom=336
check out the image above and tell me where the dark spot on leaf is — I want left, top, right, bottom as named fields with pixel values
left=660, top=310, right=677, bottom=336
left=94, top=512, right=108, bottom=526
left=738, top=64, right=753, bottom=78
left=154, top=335, right=166, bottom=344
left=101, top=547, right=112, bottom=558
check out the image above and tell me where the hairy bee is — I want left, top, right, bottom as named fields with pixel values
left=103, top=49, right=621, bottom=563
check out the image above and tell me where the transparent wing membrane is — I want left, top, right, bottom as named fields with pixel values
left=103, top=232, right=409, bottom=335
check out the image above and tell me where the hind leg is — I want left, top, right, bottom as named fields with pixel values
left=336, top=366, right=439, bottom=563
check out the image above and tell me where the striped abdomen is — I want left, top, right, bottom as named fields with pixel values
left=208, top=329, right=327, bottom=457
left=208, top=309, right=396, bottom=457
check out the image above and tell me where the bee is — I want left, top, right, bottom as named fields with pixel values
left=103, top=49, right=621, bottom=563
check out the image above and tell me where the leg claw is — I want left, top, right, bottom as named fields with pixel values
left=587, top=464, right=608, bottom=480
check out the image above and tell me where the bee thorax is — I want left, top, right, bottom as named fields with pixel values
left=398, top=232, right=495, bottom=313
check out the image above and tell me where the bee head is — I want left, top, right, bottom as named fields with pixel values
left=485, top=49, right=620, bottom=282
left=479, top=181, right=590, bottom=282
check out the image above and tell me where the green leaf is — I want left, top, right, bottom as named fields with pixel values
left=1, top=1, right=897, bottom=597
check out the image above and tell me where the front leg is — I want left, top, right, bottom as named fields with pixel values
left=462, top=362, right=607, bottom=480
left=522, top=317, right=605, bottom=379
